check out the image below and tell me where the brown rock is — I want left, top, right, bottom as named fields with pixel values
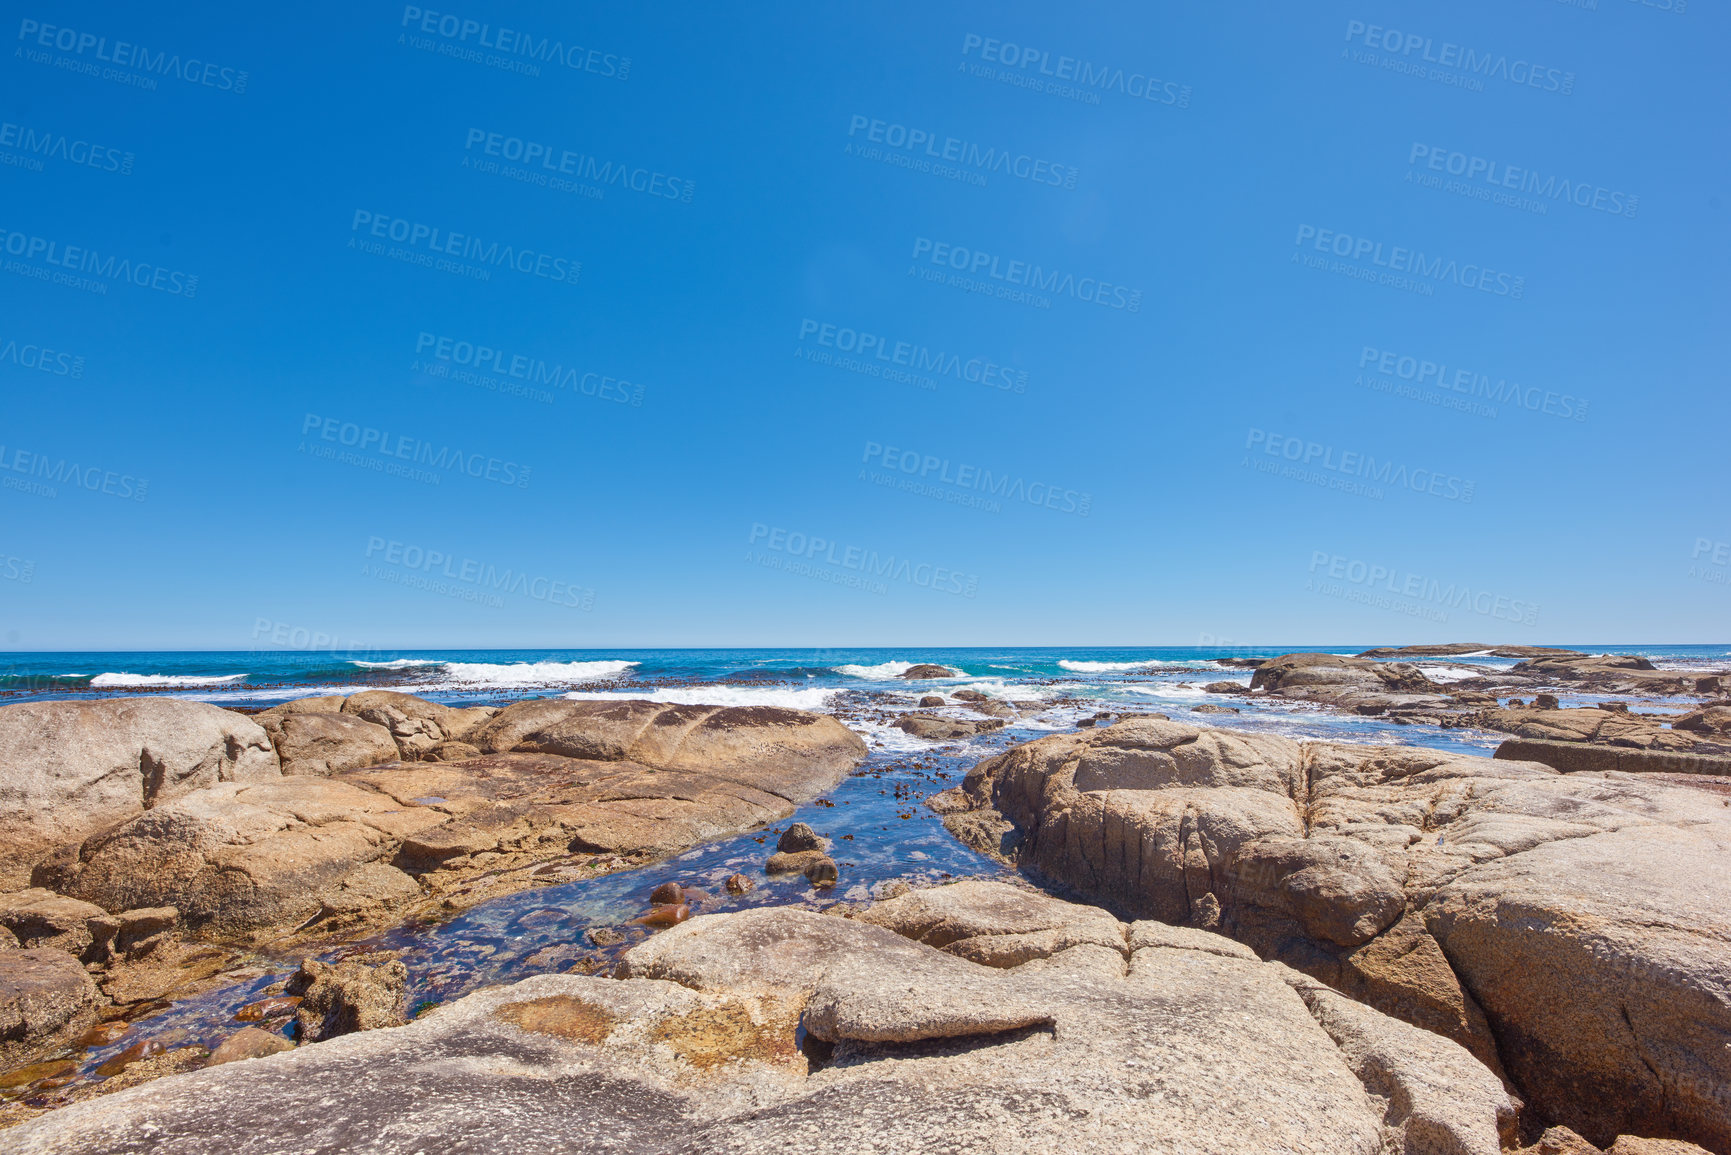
left=631, top=904, right=690, bottom=928
left=235, top=995, right=301, bottom=1023
left=95, top=1037, right=166, bottom=1076
left=0, top=698, right=279, bottom=888
left=898, top=664, right=957, bottom=679
left=207, top=1026, right=295, bottom=1066
left=1203, top=681, right=1245, bottom=694
left=775, top=822, right=824, bottom=853
left=286, top=957, right=408, bottom=1041
left=649, top=881, right=685, bottom=906
left=764, top=850, right=838, bottom=887
left=723, top=873, right=754, bottom=895
left=917, top=695, right=945, bottom=707
left=256, top=711, right=399, bottom=777
left=469, top=699, right=866, bottom=800
left=893, top=714, right=1004, bottom=740
left=1605, top=1137, right=1715, bottom=1154
left=586, top=927, right=625, bottom=947
left=0, top=889, right=108, bottom=959
left=0, top=948, right=99, bottom=1067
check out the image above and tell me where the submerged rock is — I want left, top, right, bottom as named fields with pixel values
left=207, top=1026, right=294, bottom=1067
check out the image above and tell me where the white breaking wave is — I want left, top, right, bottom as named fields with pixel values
left=437, top=660, right=637, bottom=686
left=834, top=661, right=917, bottom=679
left=89, top=672, right=249, bottom=687
left=562, top=686, right=836, bottom=710
left=350, top=659, right=443, bottom=669
left=1413, top=665, right=1481, bottom=684
left=1057, top=659, right=1158, bottom=673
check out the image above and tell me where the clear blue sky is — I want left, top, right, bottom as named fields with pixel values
left=2, top=0, right=1726, bottom=648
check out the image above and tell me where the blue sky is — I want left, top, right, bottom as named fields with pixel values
left=2, top=0, right=1726, bottom=648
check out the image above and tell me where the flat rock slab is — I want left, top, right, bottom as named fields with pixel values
left=1494, top=738, right=1731, bottom=777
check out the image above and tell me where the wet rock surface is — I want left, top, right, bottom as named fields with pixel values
left=938, top=717, right=1731, bottom=1150
left=0, top=950, right=100, bottom=1069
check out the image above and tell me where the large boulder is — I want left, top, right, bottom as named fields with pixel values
left=942, top=719, right=1731, bottom=1150
left=470, top=699, right=867, bottom=800
left=0, top=948, right=100, bottom=1068
left=1251, top=652, right=1441, bottom=695
left=9, top=888, right=1519, bottom=1153
left=33, top=776, right=439, bottom=940
left=0, top=699, right=279, bottom=888
left=340, top=691, right=494, bottom=760
left=255, top=711, right=399, bottom=776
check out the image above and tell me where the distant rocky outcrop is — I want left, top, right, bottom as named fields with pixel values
left=898, top=664, right=958, bottom=679
left=934, top=717, right=1731, bottom=1150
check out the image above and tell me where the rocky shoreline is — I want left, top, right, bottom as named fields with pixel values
left=2, top=650, right=1728, bottom=1152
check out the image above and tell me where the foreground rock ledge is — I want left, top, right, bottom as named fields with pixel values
left=5, top=882, right=1525, bottom=1154
left=934, top=717, right=1731, bottom=1151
